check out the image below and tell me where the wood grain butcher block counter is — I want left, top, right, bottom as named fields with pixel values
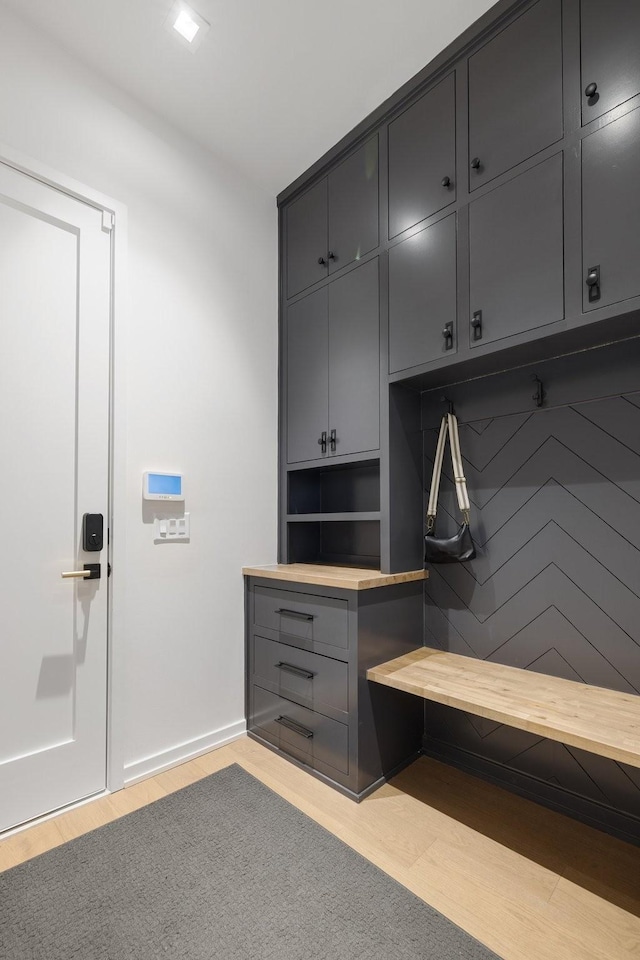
left=367, top=647, right=640, bottom=769
left=242, top=563, right=428, bottom=591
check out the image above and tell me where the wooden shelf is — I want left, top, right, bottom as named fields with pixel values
left=286, top=512, right=380, bottom=523
left=367, top=647, right=640, bottom=768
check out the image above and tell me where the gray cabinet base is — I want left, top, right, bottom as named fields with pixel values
left=248, top=729, right=421, bottom=803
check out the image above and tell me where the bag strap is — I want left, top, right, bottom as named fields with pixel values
left=426, top=414, right=471, bottom=531
left=447, top=413, right=471, bottom=522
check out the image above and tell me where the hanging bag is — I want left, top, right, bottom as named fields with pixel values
left=424, top=413, right=476, bottom=563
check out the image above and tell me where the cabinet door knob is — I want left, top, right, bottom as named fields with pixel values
left=471, top=310, right=483, bottom=340
left=318, top=431, right=327, bottom=453
left=471, top=157, right=482, bottom=170
left=329, top=428, right=337, bottom=452
left=328, top=251, right=336, bottom=260
left=441, top=176, right=452, bottom=188
left=442, top=322, right=453, bottom=350
left=585, top=82, right=598, bottom=99
left=318, top=256, right=326, bottom=265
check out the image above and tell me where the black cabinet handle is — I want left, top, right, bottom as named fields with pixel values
left=318, top=256, right=326, bottom=265
left=442, top=321, right=453, bottom=350
left=471, top=157, right=482, bottom=170
left=275, top=608, right=315, bottom=622
left=585, top=82, right=598, bottom=99
left=275, top=715, right=314, bottom=739
left=329, top=428, right=337, bottom=452
left=471, top=310, right=483, bottom=341
left=586, top=264, right=601, bottom=302
left=318, top=431, right=327, bottom=453
left=328, top=251, right=336, bottom=261
left=441, top=176, right=452, bottom=188
left=276, top=661, right=315, bottom=680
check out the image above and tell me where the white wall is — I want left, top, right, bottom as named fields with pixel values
left=0, top=4, right=278, bottom=779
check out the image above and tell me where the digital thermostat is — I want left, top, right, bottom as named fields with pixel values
left=143, top=471, right=184, bottom=501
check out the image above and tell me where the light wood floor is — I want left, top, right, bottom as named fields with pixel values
left=1, top=736, right=638, bottom=960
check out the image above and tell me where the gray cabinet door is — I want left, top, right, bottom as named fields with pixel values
left=468, top=0, right=563, bottom=190
left=582, top=108, right=640, bottom=312
left=388, top=213, right=457, bottom=373
left=469, top=154, right=564, bottom=346
left=286, top=287, right=329, bottom=463
left=328, top=137, right=379, bottom=275
left=581, top=0, right=640, bottom=124
left=388, top=74, right=456, bottom=238
left=286, top=179, right=328, bottom=299
left=329, top=259, right=380, bottom=457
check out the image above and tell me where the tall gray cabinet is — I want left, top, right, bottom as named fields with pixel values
left=277, top=0, right=640, bottom=575
left=262, top=0, right=640, bottom=828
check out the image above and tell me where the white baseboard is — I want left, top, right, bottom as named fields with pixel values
left=123, top=719, right=247, bottom=787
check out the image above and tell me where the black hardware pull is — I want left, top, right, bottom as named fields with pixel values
left=328, top=251, right=336, bottom=261
left=471, top=157, right=481, bottom=170
left=471, top=310, right=483, bottom=341
left=318, top=256, right=326, bottom=265
left=441, top=176, right=451, bottom=188
left=318, top=431, right=327, bottom=453
left=275, top=608, right=315, bottom=622
left=275, top=715, right=314, bottom=739
left=586, top=264, right=601, bottom=302
left=276, top=661, right=315, bottom=681
left=329, top=428, right=337, bottom=452
left=585, top=82, right=598, bottom=99
left=442, top=321, right=454, bottom=350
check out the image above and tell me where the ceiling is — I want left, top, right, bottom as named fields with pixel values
left=2, top=0, right=496, bottom=195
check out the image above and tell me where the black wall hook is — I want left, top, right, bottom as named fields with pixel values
left=532, top=376, right=545, bottom=408
left=440, top=395, right=455, bottom=415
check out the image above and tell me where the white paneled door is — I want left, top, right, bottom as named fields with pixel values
left=0, top=161, right=111, bottom=833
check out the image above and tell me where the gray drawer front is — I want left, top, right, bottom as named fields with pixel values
left=253, top=635, right=348, bottom=716
left=253, top=586, right=348, bottom=653
left=252, top=685, right=349, bottom=775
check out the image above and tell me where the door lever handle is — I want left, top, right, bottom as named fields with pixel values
left=61, top=564, right=101, bottom=580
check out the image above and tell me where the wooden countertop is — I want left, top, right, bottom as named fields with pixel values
left=367, top=647, right=640, bottom=769
left=242, top=563, right=428, bottom=591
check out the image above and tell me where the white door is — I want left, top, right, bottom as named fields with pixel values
left=0, top=160, right=111, bottom=833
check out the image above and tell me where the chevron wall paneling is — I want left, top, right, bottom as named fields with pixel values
left=422, top=387, right=640, bottom=836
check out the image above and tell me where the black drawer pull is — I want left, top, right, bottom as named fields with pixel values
left=275, top=715, right=314, bottom=739
left=276, top=661, right=315, bottom=680
left=275, top=608, right=315, bottom=622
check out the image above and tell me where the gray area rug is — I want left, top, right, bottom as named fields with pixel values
left=0, top=763, right=500, bottom=959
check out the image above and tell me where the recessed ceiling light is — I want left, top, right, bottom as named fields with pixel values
left=165, top=3, right=210, bottom=52
left=174, top=10, right=200, bottom=43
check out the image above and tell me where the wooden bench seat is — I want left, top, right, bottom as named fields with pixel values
left=366, top=647, right=640, bottom=768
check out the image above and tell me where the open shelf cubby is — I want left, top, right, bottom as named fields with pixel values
left=285, top=459, right=381, bottom=568
left=287, top=459, right=380, bottom=516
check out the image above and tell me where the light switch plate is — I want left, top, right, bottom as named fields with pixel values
left=154, top=513, right=190, bottom=542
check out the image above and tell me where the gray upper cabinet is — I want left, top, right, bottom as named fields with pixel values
left=287, top=287, right=329, bottom=464
left=469, top=154, right=564, bottom=347
left=581, top=0, right=640, bottom=125
left=327, top=138, right=379, bottom=275
left=388, top=74, right=456, bottom=239
left=388, top=213, right=457, bottom=374
left=582, top=108, right=640, bottom=312
left=285, top=137, right=378, bottom=300
left=329, top=258, right=380, bottom=457
left=286, top=259, right=379, bottom=464
left=286, top=180, right=328, bottom=301
left=468, top=0, right=563, bottom=191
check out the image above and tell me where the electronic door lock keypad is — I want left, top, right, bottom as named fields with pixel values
left=82, top=513, right=104, bottom=552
